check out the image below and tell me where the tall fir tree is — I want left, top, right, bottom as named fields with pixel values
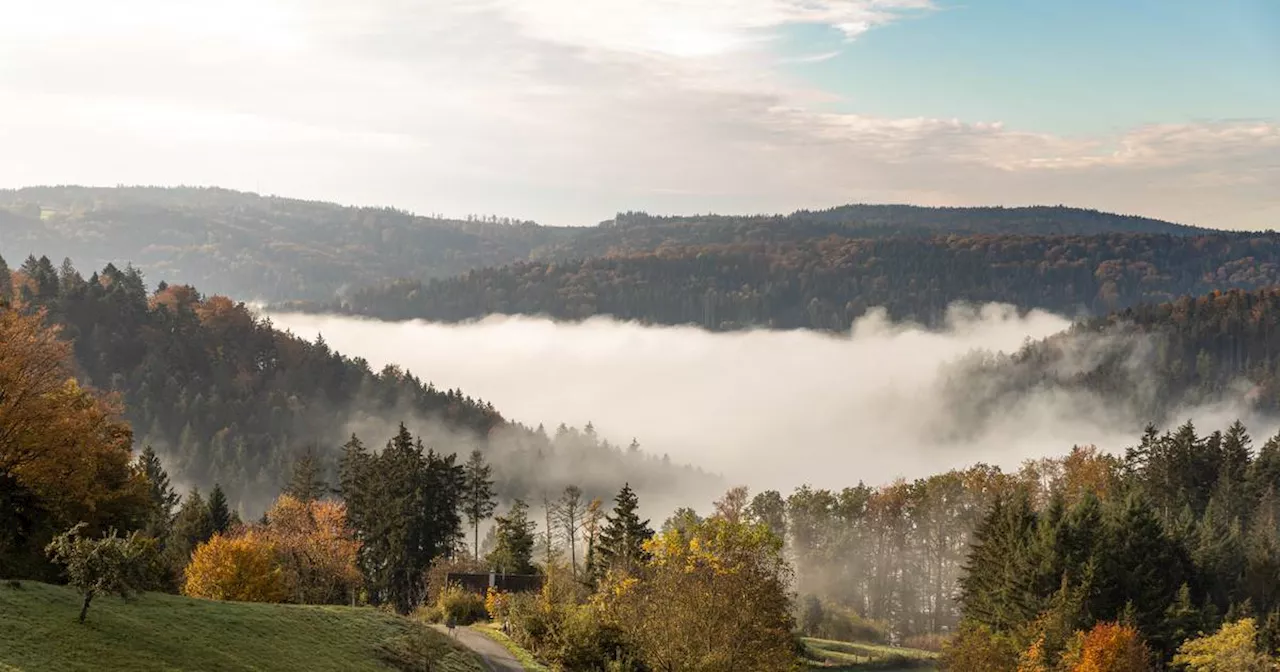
left=135, top=446, right=179, bottom=537
left=207, top=484, right=232, bottom=534
left=284, top=445, right=328, bottom=503
left=487, top=499, right=537, bottom=574
left=166, top=488, right=214, bottom=572
left=461, top=450, right=497, bottom=561
left=596, top=483, right=654, bottom=577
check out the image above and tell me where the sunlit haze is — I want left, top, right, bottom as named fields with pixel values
left=2, top=0, right=1276, bottom=227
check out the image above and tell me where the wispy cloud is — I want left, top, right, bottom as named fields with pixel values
left=0, top=0, right=1275, bottom=228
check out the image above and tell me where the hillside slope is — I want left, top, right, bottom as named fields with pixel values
left=943, top=287, right=1280, bottom=433
left=0, top=186, right=1207, bottom=302
left=290, top=232, right=1280, bottom=331
left=0, top=254, right=716, bottom=518
left=0, top=581, right=483, bottom=672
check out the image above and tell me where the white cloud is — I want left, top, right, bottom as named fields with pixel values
left=0, top=0, right=1275, bottom=228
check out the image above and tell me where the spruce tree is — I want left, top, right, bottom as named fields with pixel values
left=461, top=450, right=497, bottom=561
left=136, top=446, right=179, bottom=539
left=957, top=488, right=1043, bottom=632
left=487, top=499, right=536, bottom=574
left=596, top=483, right=654, bottom=577
left=284, top=445, right=328, bottom=503
left=207, top=484, right=232, bottom=534
left=165, top=488, right=214, bottom=573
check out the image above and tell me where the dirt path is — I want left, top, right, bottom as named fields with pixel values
left=433, top=625, right=525, bottom=672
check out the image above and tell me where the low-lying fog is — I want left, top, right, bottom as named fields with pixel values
left=267, top=305, right=1266, bottom=494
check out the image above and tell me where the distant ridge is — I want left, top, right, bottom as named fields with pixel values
left=0, top=185, right=1216, bottom=303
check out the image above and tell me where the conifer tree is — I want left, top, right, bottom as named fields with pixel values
left=207, top=484, right=232, bottom=534
left=136, top=446, right=179, bottom=539
left=284, top=446, right=328, bottom=503
left=487, top=499, right=536, bottom=574
left=461, top=450, right=497, bottom=561
left=596, top=483, right=654, bottom=577
left=166, top=488, right=214, bottom=571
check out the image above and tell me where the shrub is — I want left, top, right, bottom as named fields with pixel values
left=796, top=593, right=889, bottom=644
left=486, top=587, right=511, bottom=623
left=436, top=583, right=489, bottom=625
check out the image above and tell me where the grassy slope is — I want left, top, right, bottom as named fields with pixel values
left=0, top=582, right=484, bottom=672
left=802, top=637, right=939, bottom=671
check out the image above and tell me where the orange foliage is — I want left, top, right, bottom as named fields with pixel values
left=183, top=529, right=288, bottom=602
left=0, top=308, right=148, bottom=531
left=150, top=284, right=201, bottom=313
left=1062, top=622, right=1151, bottom=672
left=264, top=495, right=361, bottom=604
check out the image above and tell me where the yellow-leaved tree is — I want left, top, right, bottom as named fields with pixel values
left=183, top=529, right=287, bottom=602
left=1173, top=618, right=1275, bottom=672
left=600, top=498, right=795, bottom=672
left=182, top=494, right=359, bottom=605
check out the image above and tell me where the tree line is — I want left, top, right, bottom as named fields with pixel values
left=292, top=232, right=1280, bottom=332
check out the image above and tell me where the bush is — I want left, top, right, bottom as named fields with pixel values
left=797, top=594, right=889, bottom=644
left=436, top=583, right=489, bottom=625
left=485, top=587, right=511, bottom=623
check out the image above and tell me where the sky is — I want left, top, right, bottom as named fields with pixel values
left=1, top=0, right=1277, bottom=229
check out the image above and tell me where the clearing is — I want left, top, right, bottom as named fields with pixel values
left=802, top=636, right=939, bottom=670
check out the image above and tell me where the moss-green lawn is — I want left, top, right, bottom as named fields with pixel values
left=0, top=581, right=484, bottom=672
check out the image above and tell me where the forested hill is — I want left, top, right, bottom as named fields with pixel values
left=287, top=232, right=1280, bottom=331
left=946, top=287, right=1280, bottom=433
left=0, top=186, right=571, bottom=302
left=0, top=186, right=1208, bottom=303
left=572, top=205, right=1207, bottom=255
left=0, top=251, right=715, bottom=516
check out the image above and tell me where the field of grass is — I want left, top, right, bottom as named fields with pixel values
left=471, top=623, right=550, bottom=671
left=802, top=637, right=939, bottom=671
left=0, top=581, right=485, bottom=672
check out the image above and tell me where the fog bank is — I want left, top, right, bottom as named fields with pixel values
left=267, top=305, right=1265, bottom=494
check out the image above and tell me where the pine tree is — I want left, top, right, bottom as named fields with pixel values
left=461, top=450, right=497, bottom=561
left=136, top=446, right=179, bottom=539
left=487, top=499, right=536, bottom=574
left=207, top=484, right=232, bottom=534
left=166, top=488, right=214, bottom=571
left=596, top=483, right=654, bottom=577
left=957, top=489, right=1043, bottom=632
left=284, top=445, right=328, bottom=503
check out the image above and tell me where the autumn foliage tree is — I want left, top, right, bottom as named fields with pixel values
left=1173, top=618, right=1275, bottom=672
left=181, top=494, right=359, bottom=605
left=1058, top=622, right=1152, bottom=672
left=600, top=505, right=796, bottom=672
left=183, top=529, right=287, bottom=603
left=0, top=307, right=149, bottom=578
left=263, top=495, right=360, bottom=604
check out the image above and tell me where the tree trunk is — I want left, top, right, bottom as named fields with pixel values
left=78, top=590, right=94, bottom=624
left=474, top=520, right=480, bottom=561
